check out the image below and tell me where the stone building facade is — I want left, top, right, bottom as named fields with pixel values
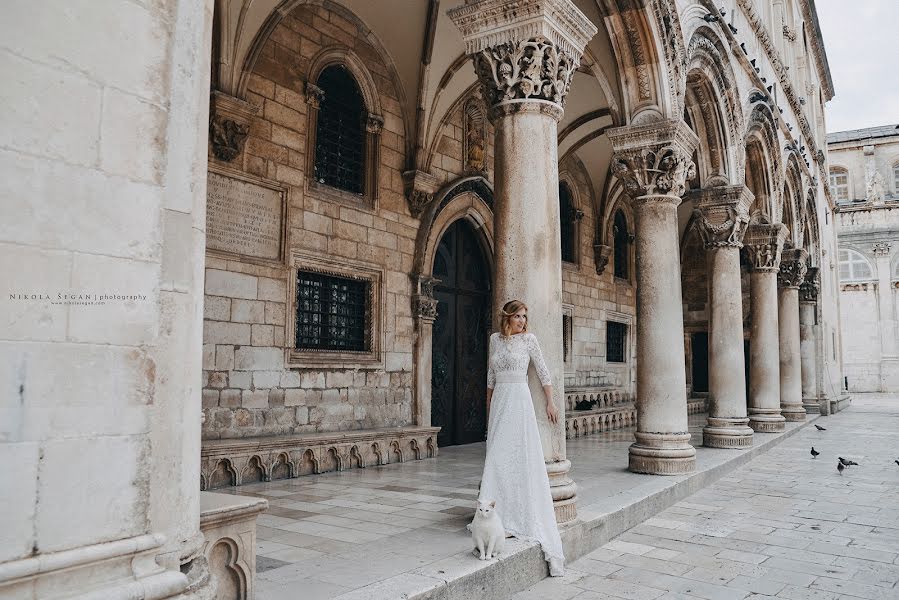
left=830, top=125, right=899, bottom=392
left=2, top=0, right=847, bottom=598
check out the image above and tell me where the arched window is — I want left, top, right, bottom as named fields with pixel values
left=829, top=167, right=850, bottom=203
left=613, top=210, right=629, bottom=279
left=559, top=182, right=577, bottom=263
left=314, top=65, right=365, bottom=195
left=839, top=248, right=874, bottom=281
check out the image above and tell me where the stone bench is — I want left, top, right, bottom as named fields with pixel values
left=201, top=426, right=440, bottom=490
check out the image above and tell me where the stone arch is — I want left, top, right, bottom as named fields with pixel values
left=305, top=46, right=384, bottom=119
left=744, top=103, right=782, bottom=220
left=781, top=153, right=804, bottom=248
left=209, top=459, right=238, bottom=490
left=270, top=452, right=292, bottom=481
left=683, top=27, right=744, bottom=185
left=242, top=456, right=266, bottom=484
left=207, top=538, right=247, bottom=600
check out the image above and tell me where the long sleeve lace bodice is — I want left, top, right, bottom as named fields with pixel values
left=486, top=332, right=552, bottom=389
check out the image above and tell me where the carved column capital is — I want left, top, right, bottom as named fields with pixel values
left=799, top=267, right=819, bottom=303
left=873, top=241, right=891, bottom=257
left=744, top=223, right=788, bottom=272
left=305, top=82, right=325, bottom=108
left=778, top=248, right=809, bottom=289
left=689, top=186, right=753, bottom=249
left=607, top=120, right=699, bottom=201
left=448, top=0, right=597, bottom=117
left=593, top=243, right=612, bottom=275
left=365, top=114, right=385, bottom=134
left=411, top=275, right=440, bottom=321
left=402, top=170, right=440, bottom=218
left=209, top=91, right=258, bottom=162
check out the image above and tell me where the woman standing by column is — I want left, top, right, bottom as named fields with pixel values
left=479, top=300, right=565, bottom=576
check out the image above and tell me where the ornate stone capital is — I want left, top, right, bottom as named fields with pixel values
left=744, top=223, right=788, bottom=272
left=690, top=186, right=753, bottom=249
left=209, top=91, right=258, bottom=162
left=873, top=241, right=891, bottom=257
left=800, top=267, right=819, bottom=303
left=402, top=170, right=440, bottom=218
left=607, top=120, right=699, bottom=201
left=593, top=243, right=611, bottom=275
left=778, top=248, right=809, bottom=289
left=305, top=82, right=325, bottom=108
left=411, top=275, right=440, bottom=321
left=448, top=0, right=597, bottom=113
left=365, top=114, right=385, bottom=134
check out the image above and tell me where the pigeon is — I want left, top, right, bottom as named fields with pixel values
left=895, top=459, right=899, bottom=467
left=815, top=424, right=826, bottom=431
left=810, top=447, right=819, bottom=459
left=837, top=461, right=844, bottom=475
left=838, top=457, right=851, bottom=467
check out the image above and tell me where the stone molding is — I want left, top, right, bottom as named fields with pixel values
left=778, top=248, right=809, bottom=289
left=593, top=243, right=612, bottom=275
left=448, top=0, right=597, bottom=113
left=744, top=223, right=788, bottom=272
left=412, top=274, right=440, bottom=321
left=403, top=170, right=440, bottom=218
left=209, top=91, right=258, bottom=162
left=799, top=266, right=819, bottom=302
left=690, top=186, right=753, bottom=249
left=607, top=120, right=699, bottom=200
left=201, top=426, right=441, bottom=490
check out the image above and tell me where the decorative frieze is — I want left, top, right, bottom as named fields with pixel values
left=607, top=120, right=699, bottom=200
left=799, top=267, right=819, bottom=302
left=778, top=248, right=809, bottom=289
left=593, top=243, right=612, bottom=275
left=402, top=170, right=440, bottom=218
left=691, top=186, right=753, bottom=249
left=209, top=91, right=258, bottom=162
left=744, top=223, right=788, bottom=272
left=447, top=0, right=597, bottom=113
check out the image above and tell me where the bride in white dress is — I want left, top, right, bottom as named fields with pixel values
left=479, top=299, right=565, bottom=576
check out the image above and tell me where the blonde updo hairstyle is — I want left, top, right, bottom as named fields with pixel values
left=499, top=300, right=528, bottom=337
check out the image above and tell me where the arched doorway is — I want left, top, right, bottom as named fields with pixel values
left=431, top=219, right=491, bottom=446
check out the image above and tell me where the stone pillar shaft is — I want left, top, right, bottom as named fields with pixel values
left=692, top=186, right=753, bottom=448
left=799, top=267, right=820, bottom=413
left=608, top=119, right=699, bottom=475
left=745, top=223, right=788, bottom=432
left=778, top=248, right=808, bottom=421
left=448, top=0, right=597, bottom=522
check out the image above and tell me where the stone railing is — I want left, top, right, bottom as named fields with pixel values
left=565, top=389, right=706, bottom=440
left=201, top=426, right=439, bottom=490
left=564, top=386, right=629, bottom=412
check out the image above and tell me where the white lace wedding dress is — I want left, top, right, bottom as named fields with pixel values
left=479, top=331, right=565, bottom=576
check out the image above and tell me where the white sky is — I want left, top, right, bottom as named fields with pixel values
left=816, top=0, right=899, bottom=133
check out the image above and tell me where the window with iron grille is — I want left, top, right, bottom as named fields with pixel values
left=295, top=270, right=370, bottom=352
left=562, top=314, right=572, bottom=363
left=613, top=210, right=629, bottom=279
left=314, top=65, right=365, bottom=195
left=559, top=182, right=576, bottom=263
left=606, top=321, right=627, bottom=363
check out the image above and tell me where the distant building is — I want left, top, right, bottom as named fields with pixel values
left=830, top=125, right=899, bottom=391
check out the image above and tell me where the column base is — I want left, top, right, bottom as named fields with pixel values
left=781, top=405, right=806, bottom=421
left=628, top=432, right=696, bottom=475
left=547, top=459, right=577, bottom=524
left=748, top=411, right=786, bottom=432
left=703, top=417, right=753, bottom=448
left=802, top=397, right=821, bottom=414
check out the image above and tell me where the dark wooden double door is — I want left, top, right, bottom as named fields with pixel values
left=431, top=220, right=491, bottom=447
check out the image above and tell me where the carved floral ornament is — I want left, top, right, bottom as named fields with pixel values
left=799, top=267, right=819, bottom=302
left=777, top=248, right=809, bottom=289
left=607, top=121, right=699, bottom=200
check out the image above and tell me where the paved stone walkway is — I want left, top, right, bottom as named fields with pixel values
left=510, top=394, right=899, bottom=600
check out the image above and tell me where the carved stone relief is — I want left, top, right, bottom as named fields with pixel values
left=463, top=98, right=488, bottom=174
left=607, top=121, right=699, bottom=200
left=799, top=267, right=819, bottom=302
left=209, top=91, right=258, bottom=162
left=744, top=223, right=788, bottom=272
left=593, top=243, right=612, bottom=275
left=778, top=248, right=809, bottom=289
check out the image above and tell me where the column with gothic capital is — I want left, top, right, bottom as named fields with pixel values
left=607, top=119, right=699, bottom=474
left=692, top=186, right=753, bottom=448
left=778, top=248, right=809, bottom=421
left=411, top=275, right=440, bottom=429
left=744, top=223, right=788, bottom=432
left=448, top=0, right=597, bottom=522
left=799, top=267, right=820, bottom=413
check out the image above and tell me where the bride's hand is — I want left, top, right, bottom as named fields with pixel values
left=545, top=400, right=559, bottom=424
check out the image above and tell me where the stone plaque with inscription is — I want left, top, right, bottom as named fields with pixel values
left=206, top=170, right=285, bottom=262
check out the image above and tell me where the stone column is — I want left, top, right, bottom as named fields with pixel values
left=872, top=243, right=899, bottom=388
left=744, top=223, right=788, bottom=432
left=607, top=120, right=699, bottom=474
left=799, top=267, right=820, bottom=413
left=693, top=186, right=753, bottom=448
left=778, top=248, right=809, bottom=421
left=449, top=0, right=597, bottom=522
left=411, top=275, right=439, bottom=427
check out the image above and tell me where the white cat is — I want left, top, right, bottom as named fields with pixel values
left=470, top=500, right=506, bottom=560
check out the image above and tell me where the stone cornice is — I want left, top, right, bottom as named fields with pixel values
left=797, top=0, right=835, bottom=100
left=447, top=0, right=597, bottom=58
left=744, top=223, right=788, bottom=272
left=607, top=120, right=699, bottom=200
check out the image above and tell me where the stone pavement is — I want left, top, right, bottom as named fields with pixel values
left=511, top=393, right=899, bottom=600
left=212, top=402, right=824, bottom=600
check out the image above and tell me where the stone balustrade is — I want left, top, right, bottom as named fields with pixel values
left=565, top=393, right=706, bottom=440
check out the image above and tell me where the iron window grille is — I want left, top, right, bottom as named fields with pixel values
left=314, top=65, right=365, bottom=195
left=559, top=182, right=577, bottom=263
left=295, top=270, right=370, bottom=352
left=606, top=321, right=627, bottom=363
left=613, top=210, right=629, bottom=279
